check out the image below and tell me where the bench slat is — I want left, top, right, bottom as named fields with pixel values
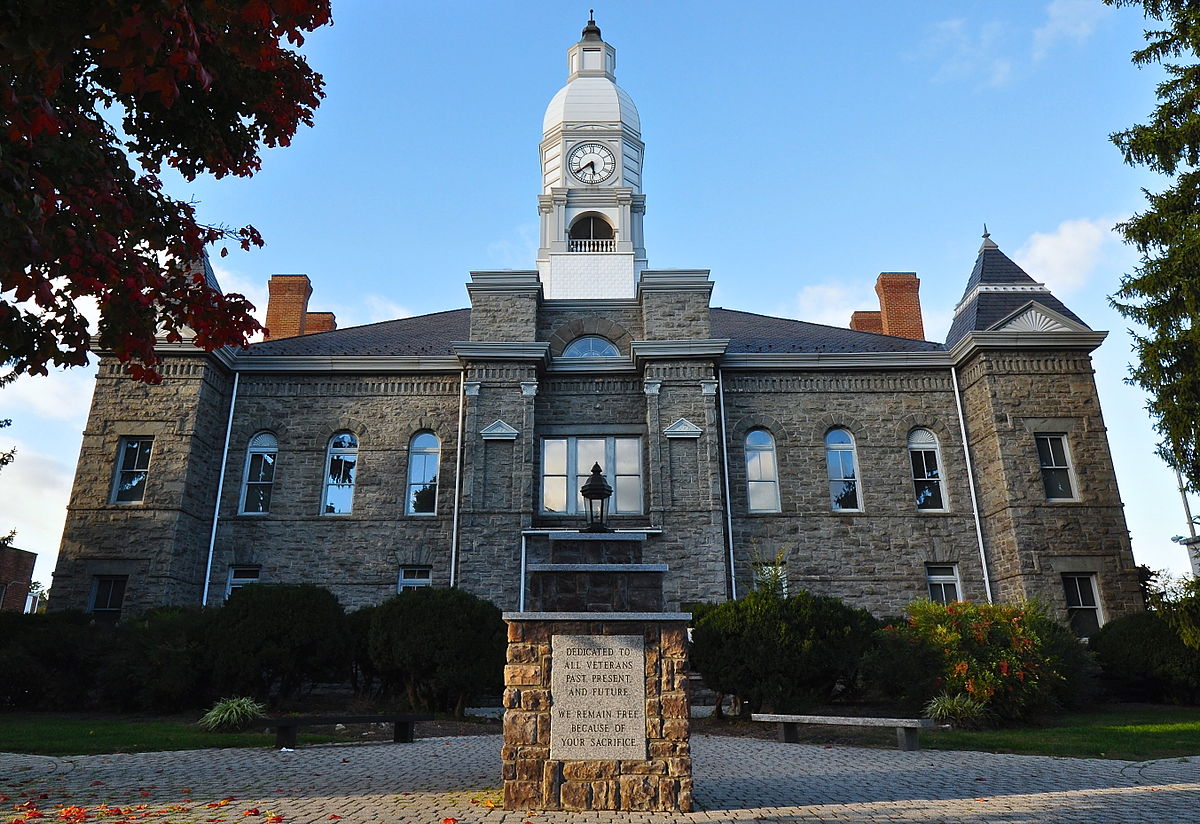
left=751, top=714, right=933, bottom=728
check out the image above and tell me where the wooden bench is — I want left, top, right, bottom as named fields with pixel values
left=750, top=713, right=936, bottom=751
left=264, top=713, right=430, bottom=749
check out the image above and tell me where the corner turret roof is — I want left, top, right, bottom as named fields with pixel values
left=945, top=232, right=1088, bottom=347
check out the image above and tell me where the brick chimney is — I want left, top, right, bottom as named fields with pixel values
left=848, top=272, right=925, bottom=341
left=264, top=275, right=337, bottom=340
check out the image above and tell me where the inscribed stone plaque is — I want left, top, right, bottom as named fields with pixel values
left=550, top=634, right=646, bottom=760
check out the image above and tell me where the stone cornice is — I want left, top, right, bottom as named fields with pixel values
left=547, top=357, right=638, bottom=373
left=719, top=351, right=952, bottom=370
left=151, top=341, right=238, bottom=371
left=948, top=330, right=1108, bottom=363
left=466, top=270, right=543, bottom=297
left=630, top=339, right=729, bottom=362
left=452, top=341, right=552, bottom=365
left=636, top=269, right=713, bottom=295
left=541, top=298, right=641, bottom=311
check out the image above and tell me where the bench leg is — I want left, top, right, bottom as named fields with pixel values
left=778, top=722, right=800, bottom=744
left=276, top=725, right=298, bottom=749
left=393, top=721, right=414, bottom=743
left=897, top=727, right=920, bottom=751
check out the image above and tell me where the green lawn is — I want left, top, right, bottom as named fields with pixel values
left=0, top=715, right=345, bottom=756
left=923, top=707, right=1200, bottom=761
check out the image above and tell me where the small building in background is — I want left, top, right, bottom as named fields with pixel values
left=0, top=545, right=36, bottom=613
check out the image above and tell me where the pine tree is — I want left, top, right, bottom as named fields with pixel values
left=1107, top=0, right=1200, bottom=487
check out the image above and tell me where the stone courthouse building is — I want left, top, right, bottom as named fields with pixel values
left=52, top=18, right=1142, bottom=636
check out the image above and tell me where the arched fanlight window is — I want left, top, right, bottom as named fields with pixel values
left=323, top=431, right=358, bottom=515
left=240, top=431, right=278, bottom=514
left=824, top=428, right=861, bottom=512
left=406, top=432, right=440, bottom=515
left=908, top=428, right=945, bottom=510
left=568, top=214, right=614, bottom=240
left=562, top=336, right=620, bottom=357
left=744, top=429, right=781, bottom=512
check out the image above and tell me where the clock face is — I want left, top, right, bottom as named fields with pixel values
left=567, top=142, right=617, bottom=184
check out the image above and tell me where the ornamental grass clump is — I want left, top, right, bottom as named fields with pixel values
left=924, top=692, right=990, bottom=729
left=197, top=697, right=266, bottom=731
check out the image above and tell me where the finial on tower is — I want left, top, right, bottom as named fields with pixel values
left=582, top=10, right=602, bottom=40
left=979, top=223, right=999, bottom=251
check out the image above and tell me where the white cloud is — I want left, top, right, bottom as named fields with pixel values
left=921, top=19, right=1014, bottom=88
left=1013, top=217, right=1121, bottom=297
left=0, top=367, right=96, bottom=423
left=0, top=435, right=77, bottom=587
left=486, top=223, right=539, bottom=270
left=1033, top=0, right=1110, bottom=60
left=211, top=263, right=269, bottom=342
left=791, top=281, right=876, bottom=329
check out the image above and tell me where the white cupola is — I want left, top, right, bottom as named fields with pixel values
left=537, top=14, right=647, bottom=299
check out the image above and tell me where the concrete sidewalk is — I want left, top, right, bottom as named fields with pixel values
left=2, top=735, right=1197, bottom=823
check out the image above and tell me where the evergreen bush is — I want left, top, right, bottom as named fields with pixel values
left=96, top=607, right=215, bottom=712
left=0, top=611, right=105, bottom=709
left=206, top=584, right=351, bottom=705
left=1090, top=610, right=1200, bottom=704
left=690, top=589, right=878, bottom=713
left=368, top=587, right=505, bottom=716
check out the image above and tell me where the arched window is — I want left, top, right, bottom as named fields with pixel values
left=562, top=336, right=620, bottom=357
left=568, top=214, right=614, bottom=240
left=824, top=428, right=861, bottom=512
left=240, top=431, right=278, bottom=514
left=323, top=431, right=358, bottom=515
left=744, top=429, right=781, bottom=512
left=406, top=432, right=440, bottom=515
left=908, top=428, right=945, bottom=510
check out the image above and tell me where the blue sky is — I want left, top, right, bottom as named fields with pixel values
left=4, top=0, right=1199, bottom=588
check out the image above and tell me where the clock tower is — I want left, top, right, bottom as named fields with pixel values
left=537, top=15, right=647, bottom=299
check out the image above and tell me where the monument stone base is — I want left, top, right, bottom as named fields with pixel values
left=501, top=613, right=693, bottom=812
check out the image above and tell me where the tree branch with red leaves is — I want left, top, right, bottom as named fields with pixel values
left=0, top=0, right=331, bottom=383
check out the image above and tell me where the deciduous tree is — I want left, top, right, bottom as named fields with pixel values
left=1, top=1, right=331, bottom=382
left=1107, top=0, right=1200, bottom=487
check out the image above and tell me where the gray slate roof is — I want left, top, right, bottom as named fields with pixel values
left=710, top=308, right=943, bottom=354
left=242, top=308, right=471, bottom=357
left=241, top=306, right=942, bottom=358
left=945, top=241, right=1088, bottom=347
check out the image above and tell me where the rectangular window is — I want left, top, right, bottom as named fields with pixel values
left=398, top=565, right=433, bottom=592
left=1036, top=433, right=1076, bottom=500
left=226, top=565, right=261, bottom=598
left=89, top=575, right=127, bottom=624
left=111, top=437, right=153, bottom=503
left=926, top=564, right=960, bottom=604
left=1063, top=573, right=1102, bottom=637
left=541, top=436, right=642, bottom=515
left=910, top=450, right=944, bottom=510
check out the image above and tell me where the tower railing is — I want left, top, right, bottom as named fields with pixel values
left=568, top=239, right=616, bottom=252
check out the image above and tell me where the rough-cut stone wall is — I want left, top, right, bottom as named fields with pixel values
left=540, top=308, right=643, bottom=354
left=502, top=618, right=692, bottom=812
left=639, top=289, right=711, bottom=340
left=210, top=373, right=461, bottom=609
left=469, top=291, right=540, bottom=341
left=957, top=349, right=1142, bottom=619
left=720, top=369, right=986, bottom=614
left=54, top=356, right=233, bottom=613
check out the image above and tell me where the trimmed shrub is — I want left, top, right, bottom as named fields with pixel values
left=346, top=604, right=381, bottom=697
left=860, top=621, right=944, bottom=710
left=1090, top=610, right=1200, bottom=703
left=0, top=610, right=106, bottom=709
left=206, top=584, right=352, bottom=705
left=368, top=587, right=505, bottom=716
left=865, top=600, right=1078, bottom=723
left=690, top=589, right=879, bottom=713
left=96, top=607, right=215, bottom=712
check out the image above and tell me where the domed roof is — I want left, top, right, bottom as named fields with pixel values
left=543, top=77, right=641, bottom=135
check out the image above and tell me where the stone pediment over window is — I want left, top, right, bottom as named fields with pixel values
left=990, top=302, right=1090, bottom=335
left=663, top=418, right=703, bottom=438
left=480, top=420, right=520, bottom=440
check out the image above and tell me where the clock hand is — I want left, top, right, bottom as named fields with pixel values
left=580, top=160, right=596, bottom=173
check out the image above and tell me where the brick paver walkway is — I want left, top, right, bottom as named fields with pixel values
left=3, top=735, right=1198, bottom=823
